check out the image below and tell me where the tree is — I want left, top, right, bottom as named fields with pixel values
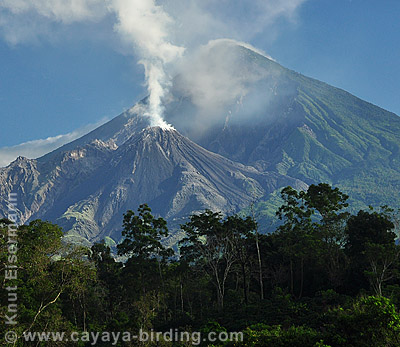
left=117, top=204, right=173, bottom=325
left=117, top=204, right=173, bottom=292
left=180, top=211, right=243, bottom=310
left=275, top=186, right=316, bottom=298
left=117, top=204, right=172, bottom=261
left=305, top=183, right=349, bottom=219
left=325, top=296, right=400, bottom=346
left=250, top=203, right=265, bottom=300
left=307, top=184, right=350, bottom=289
left=345, top=210, right=398, bottom=296
left=224, top=215, right=257, bottom=304
left=0, top=220, right=95, bottom=345
left=380, top=205, right=400, bottom=238
left=275, top=184, right=350, bottom=296
left=89, top=242, right=123, bottom=326
left=241, top=324, right=324, bottom=347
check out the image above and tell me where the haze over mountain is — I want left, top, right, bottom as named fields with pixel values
left=166, top=41, right=400, bottom=210
left=1, top=41, right=399, bottom=243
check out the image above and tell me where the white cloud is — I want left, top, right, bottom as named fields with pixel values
left=0, top=119, right=108, bottom=167
left=0, top=0, right=107, bottom=45
left=0, top=0, right=308, bottom=54
left=0, top=0, right=309, bottom=144
left=0, top=0, right=106, bottom=23
left=163, top=0, right=308, bottom=44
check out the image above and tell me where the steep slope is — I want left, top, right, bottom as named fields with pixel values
left=39, top=101, right=149, bottom=163
left=1, top=40, right=399, bottom=240
left=164, top=41, right=400, bottom=209
left=0, top=127, right=304, bottom=242
left=0, top=140, right=116, bottom=226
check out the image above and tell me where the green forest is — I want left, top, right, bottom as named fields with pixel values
left=2, top=183, right=400, bottom=346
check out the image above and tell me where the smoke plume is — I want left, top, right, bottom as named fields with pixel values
left=108, top=0, right=184, bottom=128
left=163, top=39, right=283, bottom=139
left=0, top=0, right=308, bottom=132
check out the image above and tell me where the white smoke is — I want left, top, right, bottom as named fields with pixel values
left=0, top=0, right=185, bottom=128
left=0, top=0, right=308, bottom=131
left=175, top=39, right=274, bottom=109
left=165, top=38, right=282, bottom=138
left=107, top=0, right=184, bottom=128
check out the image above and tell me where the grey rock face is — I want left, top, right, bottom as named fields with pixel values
left=0, top=126, right=304, bottom=242
left=3, top=41, right=397, bottom=242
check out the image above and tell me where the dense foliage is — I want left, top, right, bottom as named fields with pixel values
left=2, top=184, right=400, bottom=346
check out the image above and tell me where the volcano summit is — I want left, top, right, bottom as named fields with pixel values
left=1, top=41, right=399, bottom=243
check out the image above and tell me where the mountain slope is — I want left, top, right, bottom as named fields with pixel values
left=39, top=101, right=149, bottom=163
left=164, top=41, right=400, bottom=210
left=1, top=40, right=399, bottom=241
left=0, top=127, right=304, bottom=242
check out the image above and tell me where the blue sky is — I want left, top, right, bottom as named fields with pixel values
left=0, top=0, right=399, bottom=165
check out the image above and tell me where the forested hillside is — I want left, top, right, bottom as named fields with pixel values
left=2, top=183, right=400, bottom=346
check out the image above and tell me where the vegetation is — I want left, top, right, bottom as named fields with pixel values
left=2, top=184, right=400, bottom=346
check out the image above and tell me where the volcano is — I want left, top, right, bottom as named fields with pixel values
left=0, top=126, right=304, bottom=243
left=164, top=41, right=400, bottom=210
left=1, top=41, right=399, bottom=242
